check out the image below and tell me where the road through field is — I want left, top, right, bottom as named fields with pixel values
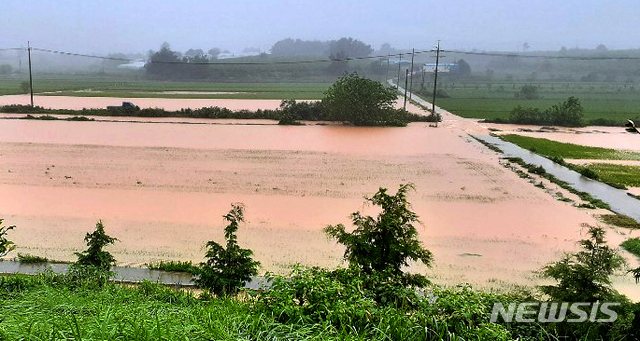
left=0, top=94, right=637, bottom=298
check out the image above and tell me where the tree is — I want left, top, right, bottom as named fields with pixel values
left=145, top=43, right=181, bottom=79
left=539, top=225, right=625, bottom=302
left=195, top=204, right=260, bottom=296
left=208, top=48, right=221, bottom=59
left=74, top=220, right=118, bottom=271
left=453, top=59, right=471, bottom=76
left=0, top=64, right=12, bottom=75
left=328, top=37, right=373, bottom=59
left=0, top=219, right=16, bottom=257
left=20, top=81, right=30, bottom=94
left=322, top=72, right=409, bottom=126
left=518, top=84, right=540, bottom=99
left=324, top=184, right=433, bottom=286
left=185, top=48, right=204, bottom=58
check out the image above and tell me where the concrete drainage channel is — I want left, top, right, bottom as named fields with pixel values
left=0, top=260, right=270, bottom=290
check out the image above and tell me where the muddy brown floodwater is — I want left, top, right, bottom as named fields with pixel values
left=0, top=95, right=638, bottom=299
left=0, top=94, right=284, bottom=111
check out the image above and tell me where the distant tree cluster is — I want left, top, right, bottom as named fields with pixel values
left=270, top=38, right=329, bottom=57
left=145, top=43, right=223, bottom=79
left=270, top=37, right=372, bottom=59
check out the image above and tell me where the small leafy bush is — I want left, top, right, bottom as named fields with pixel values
left=0, top=219, right=16, bottom=257
left=195, top=204, right=260, bottom=296
left=74, top=220, right=118, bottom=271
left=539, top=225, right=625, bottom=302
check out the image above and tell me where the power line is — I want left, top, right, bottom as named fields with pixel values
left=6, top=45, right=640, bottom=66
left=25, top=46, right=437, bottom=66
left=442, top=50, right=640, bottom=61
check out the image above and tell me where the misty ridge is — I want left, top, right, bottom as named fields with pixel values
left=1, top=37, right=640, bottom=84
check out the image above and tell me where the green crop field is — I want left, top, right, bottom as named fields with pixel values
left=427, top=82, right=640, bottom=123
left=0, top=78, right=331, bottom=100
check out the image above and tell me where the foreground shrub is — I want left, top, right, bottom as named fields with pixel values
left=257, top=266, right=516, bottom=340
left=195, top=204, right=260, bottom=296
left=74, top=220, right=118, bottom=271
left=324, top=183, right=432, bottom=294
left=0, top=219, right=16, bottom=257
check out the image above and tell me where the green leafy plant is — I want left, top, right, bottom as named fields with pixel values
left=539, top=225, right=625, bottom=302
left=324, top=184, right=432, bottom=288
left=195, top=204, right=260, bottom=296
left=0, top=219, right=16, bottom=257
left=73, top=220, right=118, bottom=271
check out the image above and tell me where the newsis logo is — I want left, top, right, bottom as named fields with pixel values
left=490, top=302, right=620, bottom=323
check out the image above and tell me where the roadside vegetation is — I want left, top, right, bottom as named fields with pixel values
left=2, top=184, right=640, bottom=340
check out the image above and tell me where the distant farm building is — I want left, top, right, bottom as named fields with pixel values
left=423, top=62, right=458, bottom=73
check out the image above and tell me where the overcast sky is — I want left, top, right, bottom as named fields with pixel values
left=2, top=0, right=638, bottom=55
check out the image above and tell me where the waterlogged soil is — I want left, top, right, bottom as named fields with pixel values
left=0, top=94, right=283, bottom=111
left=0, top=96, right=638, bottom=299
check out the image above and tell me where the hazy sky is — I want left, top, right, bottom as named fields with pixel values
left=3, top=0, right=639, bottom=55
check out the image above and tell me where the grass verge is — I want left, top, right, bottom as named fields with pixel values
left=147, top=260, right=199, bottom=274
left=16, top=253, right=49, bottom=264
left=621, top=238, right=640, bottom=258
left=599, top=214, right=640, bottom=229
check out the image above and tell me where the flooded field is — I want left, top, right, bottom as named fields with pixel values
left=0, top=96, right=638, bottom=297
left=0, top=94, right=283, bottom=111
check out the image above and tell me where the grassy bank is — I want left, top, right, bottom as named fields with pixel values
left=0, top=272, right=519, bottom=340
left=3, top=270, right=637, bottom=341
left=499, top=135, right=640, bottom=189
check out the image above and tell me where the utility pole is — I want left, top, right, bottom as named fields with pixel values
left=403, top=69, right=409, bottom=109
left=396, top=53, right=402, bottom=90
left=385, top=54, right=390, bottom=83
left=28, top=41, right=34, bottom=107
left=409, top=48, right=415, bottom=100
left=432, top=41, right=440, bottom=127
